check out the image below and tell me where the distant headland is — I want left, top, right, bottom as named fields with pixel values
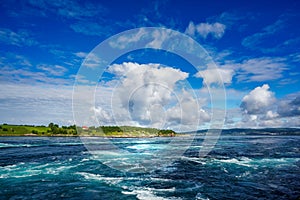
left=0, top=123, right=176, bottom=137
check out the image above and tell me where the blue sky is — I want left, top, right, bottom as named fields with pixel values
left=0, top=0, right=299, bottom=129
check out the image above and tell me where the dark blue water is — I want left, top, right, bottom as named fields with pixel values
left=0, top=136, right=299, bottom=199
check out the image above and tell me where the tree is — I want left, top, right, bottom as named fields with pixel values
left=48, top=123, right=54, bottom=128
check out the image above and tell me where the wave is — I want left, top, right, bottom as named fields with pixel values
left=121, top=188, right=180, bottom=200
left=0, top=160, right=80, bottom=178
left=0, top=142, right=38, bottom=148
left=77, top=172, right=178, bottom=200
left=76, top=172, right=123, bottom=185
left=211, top=157, right=300, bottom=168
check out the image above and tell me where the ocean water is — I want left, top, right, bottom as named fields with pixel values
left=0, top=136, right=299, bottom=200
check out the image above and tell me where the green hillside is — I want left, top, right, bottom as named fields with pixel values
left=0, top=124, right=176, bottom=137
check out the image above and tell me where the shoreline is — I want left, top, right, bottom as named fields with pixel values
left=0, top=134, right=181, bottom=138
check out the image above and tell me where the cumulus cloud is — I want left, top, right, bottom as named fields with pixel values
left=195, top=68, right=234, bottom=86
left=108, top=62, right=188, bottom=124
left=237, top=85, right=300, bottom=128
left=93, top=62, right=209, bottom=130
left=185, top=21, right=226, bottom=39
left=240, top=84, right=275, bottom=115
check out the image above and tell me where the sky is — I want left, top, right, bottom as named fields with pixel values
left=0, top=0, right=300, bottom=130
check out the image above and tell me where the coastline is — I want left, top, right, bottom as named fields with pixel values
left=0, top=124, right=177, bottom=138
left=0, top=134, right=179, bottom=138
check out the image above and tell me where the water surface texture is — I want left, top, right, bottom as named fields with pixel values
left=0, top=136, right=299, bottom=199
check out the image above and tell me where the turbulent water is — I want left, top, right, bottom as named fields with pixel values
left=0, top=135, right=299, bottom=200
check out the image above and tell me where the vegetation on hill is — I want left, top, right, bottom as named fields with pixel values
left=77, top=125, right=176, bottom=137
left=0, top=123, right=176, bottom=137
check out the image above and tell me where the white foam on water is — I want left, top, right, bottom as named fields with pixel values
left=235, top=171, right=251, bottom=178
left=255, top=157, right=300, bottom=167
left=77, top=172, right=181, bottom=200
left=215, top=157, right=253, bottom=167
left=126, top=144, right=151, bottom=150
left=135, top=140, right=154, bottom=144
left=0, top=160, right=80, bottom=179
left=44, top=165, right=74, bottom=175
left=76, top=172, right=123, bottom=185
left=126, top=144, right=164, bottom=150
left=91, top=150, right=126, bottom=157
left=122, top=187, right=181, bottom=200
left=0, top=167, right=41, bottom=178
left=189, top=145, right=204, bottom=149
left=0, top=162, right=24, bottom=170
left=214, top=157, right=300, bottom=170
left=80, top=158, right=90, bottom=162
left=0, top=143, right=38, bottom=148
left=149, top=177, right=174, bottom=183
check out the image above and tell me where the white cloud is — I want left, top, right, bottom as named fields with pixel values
left=37, top=64, right=68, bottom=76
left=109, top=28, right=147, bottom=49
left=242, top=19, right=285, bottom=52
left=70, top=22, right=109, bottom=37
left=240, top=84, right=275, bottom=115
left=146, top=29, right=171, bottom=49
left=0, top=83, right=73, bottom=125
left=92, top=62, right=209, bottom=131
left=74, top=52, right=88, bottom=58
left=25, top=0, right=107, bottom=20
left=236, top=84, right=299, bottom=128
left=207, top=11, right=253, bottom=30
left=83, top=53, right=107, bottom=69
left=195, top=68, right=234, bottom=86
left=0, top=81, right=116, bottom=126
left=185, top=21, right=226, bottom=39
left=0, top=65, right=71, bottom=85
left=220, top=57, right=287, bottom=82
left=265, top=110, right=279, bottom=119
left=0, top=28, right=38, bottom=47
left=0, top=53, right=32, bottom=67
left=234, top=85, right=300, bottom=128
left=166, top=91, right=210, bottom=126
left=108, top=62, right=188, bottom=124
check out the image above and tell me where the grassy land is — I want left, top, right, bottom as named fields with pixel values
left=0, top=124, right=176, bottom=137
left=0, top=124, right=76, bottom=136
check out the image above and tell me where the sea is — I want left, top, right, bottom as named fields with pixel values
left=0, top=135, right=299, bottom=200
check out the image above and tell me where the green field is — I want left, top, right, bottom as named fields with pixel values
left=0, top=124, right=176, bottom=137
left=0, top=124, right=76, bottom=136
